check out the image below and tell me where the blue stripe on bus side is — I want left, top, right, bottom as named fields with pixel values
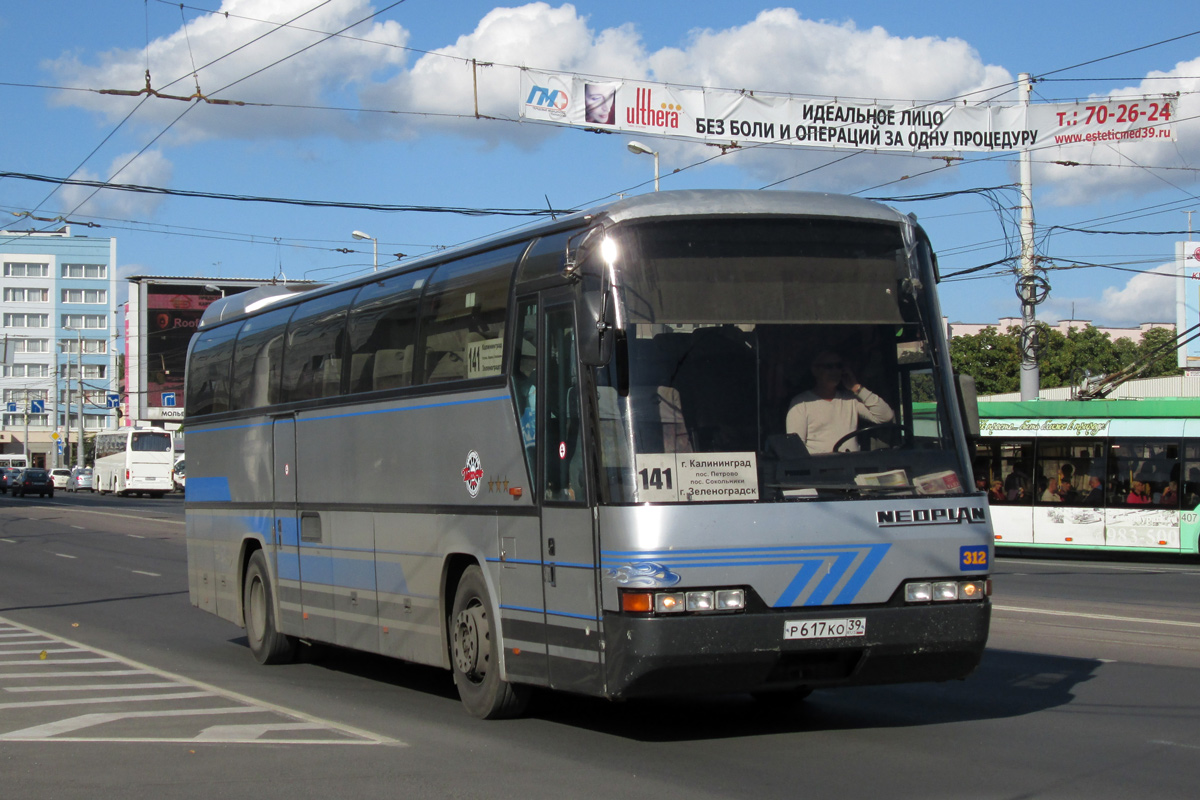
left=188, top=477, right=232, bottom=502
left=189, top=393, right=508, bottom=436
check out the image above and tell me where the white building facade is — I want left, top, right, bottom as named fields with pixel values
left=1, top=227, right=118, bottom=468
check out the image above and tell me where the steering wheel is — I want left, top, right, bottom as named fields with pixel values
left=831, top=423, right=902, bottom=453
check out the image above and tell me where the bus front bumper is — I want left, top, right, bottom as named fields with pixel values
left=601, top=600, right=990, bottom=699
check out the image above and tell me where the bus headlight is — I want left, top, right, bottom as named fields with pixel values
left=904, top=579, right=990, bottom=604
left=622, top=588, right=747, bottom=615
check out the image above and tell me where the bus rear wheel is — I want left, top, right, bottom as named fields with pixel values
left=449, top=565, right=529, bottom=719
left=243, top=550, right=297, bottom=665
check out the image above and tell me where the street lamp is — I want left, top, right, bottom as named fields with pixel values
left=627, top=140, right=659, bottom=191
left=352, top=230, right=378, bottom=272
left=63, top=327, right=84, bottom=471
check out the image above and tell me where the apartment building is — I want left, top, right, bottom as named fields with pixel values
left=1, top=227, right=118, bottom=467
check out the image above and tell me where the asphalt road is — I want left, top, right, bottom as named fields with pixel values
left=2, top=492, right=1199, bottom=799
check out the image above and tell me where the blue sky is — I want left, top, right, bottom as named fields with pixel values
left=2, top=1, right=1199, bottom=328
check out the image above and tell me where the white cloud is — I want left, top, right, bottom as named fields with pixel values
left=59, top=150, right=175, bottom=218
left=1036, top=56, right=1200, bottom=205
left=1041, top=263, right=1177, bottom=326
left=46, top=0, right=409, bottom=143
left=46, top=2, right=1011, bottom=177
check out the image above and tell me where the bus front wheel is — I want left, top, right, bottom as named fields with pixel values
left=243, top=550, right=297, bottom=665
left=449, top=565, right=530, bottom=719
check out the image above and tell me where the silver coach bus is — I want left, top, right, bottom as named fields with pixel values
left=184, top=190, right=992, bottom=718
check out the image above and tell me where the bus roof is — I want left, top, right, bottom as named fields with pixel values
left=198, top=189, right=913, bottom=330
left=979, top=398, right=1200, bottom=419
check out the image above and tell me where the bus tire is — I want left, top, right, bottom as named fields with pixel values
left=243, top=549, right=297, bottom=665
left=449, top=565, right=530, bottom=719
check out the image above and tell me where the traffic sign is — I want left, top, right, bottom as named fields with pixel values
left=106, top=393, right=120, bottom=408
left=5, top=402, right=15, bottom=413
left=162, top=392, right=177, bottom=408
left=31, top=399, right=44, bottom=414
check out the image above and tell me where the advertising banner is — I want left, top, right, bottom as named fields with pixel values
left=520, top=71, right=1179, bottom=153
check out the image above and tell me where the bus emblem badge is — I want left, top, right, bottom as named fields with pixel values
left=461, top=450, right=484, bottom=498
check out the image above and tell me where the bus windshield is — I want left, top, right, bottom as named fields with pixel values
left=594, top=217, right=964, bottom=503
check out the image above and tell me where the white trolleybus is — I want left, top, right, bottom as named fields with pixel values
left=976, top=398, right=1200, bottom=555
left=184, top=190, right=992, bottom=718
left=94, top=427, right=175, bottom=498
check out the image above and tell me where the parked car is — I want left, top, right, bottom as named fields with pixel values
left=50, top=468, right=72, bottom=489
left=68, top=466, right=94, bottom=492
left=172, top=459, right=186, bottom=492
left=12, top=468, right=54, bottom=498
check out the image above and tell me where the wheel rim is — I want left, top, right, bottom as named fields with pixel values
left=452, top=599, right=488, bottom=683
left=247, top=577, right=267, bottom=645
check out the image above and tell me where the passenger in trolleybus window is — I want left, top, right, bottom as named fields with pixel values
left=784, top=350, right=894, bottom=454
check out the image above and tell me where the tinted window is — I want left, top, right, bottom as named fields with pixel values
left=230, top=306, right=294, bottom=410
left=419, top=244, right=522, bottom=384
left=516, top=232, right=569, bottom=284
left=346, top=268, right=434, bottom=393
left=131, top=432, right=172, bottom=452
left=186, top=323, right=241, bottom=416
left=280, top=290, right=357, bottom=403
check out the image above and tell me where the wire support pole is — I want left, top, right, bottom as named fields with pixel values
left=1018, top=72, right=1040, bottom=401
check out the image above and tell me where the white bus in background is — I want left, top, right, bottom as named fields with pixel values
left=0, top=455, right=29, bottom=470
left=94, top=428, right=175, bottom=497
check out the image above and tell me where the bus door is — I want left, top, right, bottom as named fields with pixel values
left=271, top=415, right=306, bottom=636
left=538, top=297, right=602, bottom=693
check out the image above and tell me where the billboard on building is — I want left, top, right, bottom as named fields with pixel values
left=127, top=279, right=254, bottom=426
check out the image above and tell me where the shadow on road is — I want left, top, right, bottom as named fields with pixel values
left=248, top=641, right=1101, bottom=739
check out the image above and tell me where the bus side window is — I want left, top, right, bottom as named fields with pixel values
left=346, top=268, right=431, bottom=393
left=229, top=307, right=293, bottom=411
left=186, top=323, right=241, bottom=416
left=280, top=290, right=356, bottom=403
left=417, top=244, right=524, bottom=385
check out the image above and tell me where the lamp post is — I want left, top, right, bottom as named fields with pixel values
left=64, top=327, right=84, bottom=470
left=352, top=230, right=378, bottom=271
left=627, top=140, right=659, bottom=191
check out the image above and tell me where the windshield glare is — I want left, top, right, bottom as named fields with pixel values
left=592, top=219, right=964, bottom=504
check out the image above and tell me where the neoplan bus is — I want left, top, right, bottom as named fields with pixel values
left=975, top=398, right=1200, bottom=554
left=94, top=428, right=175, bottom=497
left=184, top=190, right=993, bottom=718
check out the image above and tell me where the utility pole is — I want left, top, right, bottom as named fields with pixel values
left=1018, top=72, right=1041, bottom=401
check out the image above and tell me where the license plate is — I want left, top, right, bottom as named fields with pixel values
left=783, top=617, right=866, bottom=640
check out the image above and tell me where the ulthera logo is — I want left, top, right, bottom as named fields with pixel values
left=526, top=85, right=569, bottom=112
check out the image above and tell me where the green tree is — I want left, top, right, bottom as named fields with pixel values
left=1038, top=323, right=1122, bottom=389
left=948, top=326, right=1021, bottom=395
left=949, top=323, right=1181, bottom=394
left=1133, top=327, right=1185, bottom=379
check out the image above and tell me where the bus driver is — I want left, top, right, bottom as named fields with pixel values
left=785, top=350, right=894, bottom=454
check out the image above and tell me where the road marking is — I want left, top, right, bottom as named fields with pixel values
left=5, top=682, right=181, bottom=693
left=55, top=553, right=77, bottom=559
left=0, top=691, right=214, bottom=710
left=994, top=605, right=1200, bottom=629
left=0, top=616, right=401, bottom=746
left=130, top=570, right=160, bottom=577
left=0, top=539, right=15, bottom=544
left=70, top=526, right=85, bottom=530
left=997, top=558, right=1200, bottom=575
